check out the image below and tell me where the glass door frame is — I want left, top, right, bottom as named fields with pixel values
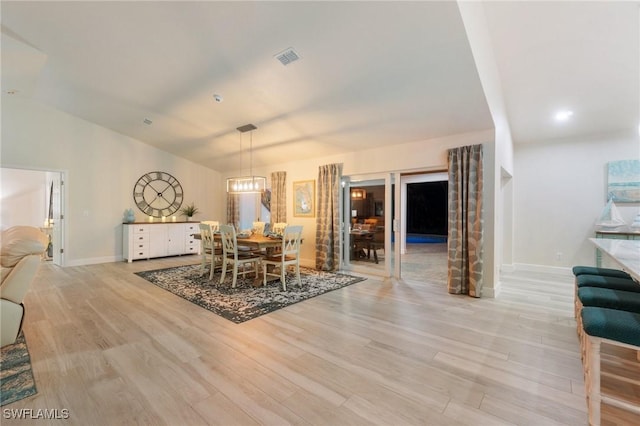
left=341, top=172, right=396, bottom=277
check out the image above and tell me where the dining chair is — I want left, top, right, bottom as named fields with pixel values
left=198, top=222, right=222, bottom=280
left=219, top=224, right=262, bottom=288
left=272, top=222, right=287, bottom=236
left=252, top=221, right=266, bottom=236
left=262, top=225, right=303, bottom=290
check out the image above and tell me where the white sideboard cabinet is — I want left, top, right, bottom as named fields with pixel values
left=123, top=222, right=200, bottom=262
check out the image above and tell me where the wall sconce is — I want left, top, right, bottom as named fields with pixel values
left=351, top=188, right=366, bottom=199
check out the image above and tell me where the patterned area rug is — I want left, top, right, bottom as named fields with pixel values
left=0, top=332, right=37, bottom=406
left=136, top=264, right=366, bottom=323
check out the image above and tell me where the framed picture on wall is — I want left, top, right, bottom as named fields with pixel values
left=608, top=159, right=640, bottom=202
left=293, top=180, right=315, bottom=217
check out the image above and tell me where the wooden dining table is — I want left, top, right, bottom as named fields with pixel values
left=193, top=232, right=288, bottom=286
left=194, top=232, right=285, bottom=253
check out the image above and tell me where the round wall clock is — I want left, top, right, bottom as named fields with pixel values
left=133, top=171, right=184, bottom=218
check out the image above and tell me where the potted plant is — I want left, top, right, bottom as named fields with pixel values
left=179, top=202, right=199, bottom=221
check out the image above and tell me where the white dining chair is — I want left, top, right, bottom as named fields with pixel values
left=252, top=221, right=266, bottom=236
left=262, top=225, right=303, bottom=290
left=198, top=222, right=222, bottom=280
left=272, top=222, right=287, bottom=236
left=219, top=224, right=262, bottom=288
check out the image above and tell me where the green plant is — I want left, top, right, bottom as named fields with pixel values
left=179, top=202, right=199, bottom=217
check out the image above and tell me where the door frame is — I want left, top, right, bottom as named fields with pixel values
left=341, top=172, right=394, bottom=277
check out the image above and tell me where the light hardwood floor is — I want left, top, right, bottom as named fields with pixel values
left=3, top=254, right=633, bottom=425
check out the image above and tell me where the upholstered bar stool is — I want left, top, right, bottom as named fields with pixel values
left=573, top=266, right=632, bottom=279
left=574, top=274, right=640, bottom=319
left=580, top=307, right=640, bottom=426
left=575, top=287, right=640, bottom=337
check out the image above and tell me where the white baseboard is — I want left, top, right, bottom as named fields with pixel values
left=483, top=280, right=501, bottom=298
left=512, top=263, right=573, bottom=276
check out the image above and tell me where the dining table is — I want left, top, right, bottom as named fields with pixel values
left=193, top=232, right=290, bottom=286
left=589, top=237, right=640, bottom=282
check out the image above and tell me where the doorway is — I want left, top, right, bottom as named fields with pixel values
left=1, top=167, right=65, bottom=266
left=398, top=172, right=448, bottom=283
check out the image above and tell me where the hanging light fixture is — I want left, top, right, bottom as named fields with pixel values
left=226, top=124, right=266, bottom=193
left=351, top=188, right=366, bottom=199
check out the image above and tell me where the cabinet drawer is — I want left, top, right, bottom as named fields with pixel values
left=133, top=225, right=150, bottom=234
left=184, top=245, right=198, bottom=254
left=184, top=224, right=198, bottom=234
left=133, top=248, right=149, bottom=259
left=134, top=234, right=149, bottom=243
left=133, top=241, right=148, bottom=250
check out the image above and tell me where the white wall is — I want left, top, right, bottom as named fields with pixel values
left=1, top=95, right=223, bottom=266
left=0, top=168, right=48, bottom=229
left=513, top=130, right=639, bottom=270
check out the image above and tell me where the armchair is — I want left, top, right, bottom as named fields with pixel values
left=1, top=226, right=48, bottom=347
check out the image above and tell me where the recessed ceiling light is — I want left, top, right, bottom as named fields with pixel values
left=213, top=94, right=223, bottom=103
left=5, top=89, right=19, bottom=95
left=143, top=118, right=153, bottom=125
left=555, top=110, right=574, bottom=121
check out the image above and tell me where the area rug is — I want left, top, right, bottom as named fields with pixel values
left=1, top=332, right=37, bottom=406
left=136, top=264, right=366, bottom=323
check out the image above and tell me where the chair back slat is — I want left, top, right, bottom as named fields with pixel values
left=199, top=223, right=215, bottom=250
left=201, top=220, right=220, bottom=232
left=272, top=222, right=287, bottom=236
left=219, top=224, right=237, bottom=260
left=281, top=226, right=302, bottom=258
left=253, top=221, right=266, bottom=236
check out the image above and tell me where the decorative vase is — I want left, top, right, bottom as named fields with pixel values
left=187, top=216, right=192, bottom=222
left=125, top=208, right=135, bottom=223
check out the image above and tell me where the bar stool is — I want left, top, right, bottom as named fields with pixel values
left=575, top=287, right=640, bottom=337
left=580, top=307, right=640, bottom=425
left=572, top=266, right=632, bottom=279
left=574, top=274, right=640, bottom=319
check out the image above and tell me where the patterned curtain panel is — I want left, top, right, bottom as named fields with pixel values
left=315, top=163, right=343, bottom=271
left=226, top=193, right=240, bottom=230
left=270, top=171, right=287, bottom=224
left=447, top=144, right=484, bottom=297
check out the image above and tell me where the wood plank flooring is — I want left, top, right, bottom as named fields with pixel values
left=2, top=255, right=627, bottom=425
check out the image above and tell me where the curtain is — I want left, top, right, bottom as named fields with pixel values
left=226, top=193, right=239, bottom=230
left=447, top=144, right=484, bottom=297
left=270, top=171, right=287, bottom=224
left=315, top=163, right=343, bottom=271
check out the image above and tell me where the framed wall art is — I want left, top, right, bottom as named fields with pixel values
left=608, top=159, right=640, bottom=202
left=293, top=180, right=315, bottom=217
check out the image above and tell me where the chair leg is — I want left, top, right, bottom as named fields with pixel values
left=209, top=255, right=216, bottom=280
left=263, top=263, right=268, bottom=286
left=280, top=266, right=287, bottom=291
left=219, top=260, right=227, bottom=284
left=200, top=252, right=207, bottom=276
left=232, top=263, right=238, bottom=288
left=586, top=336, right=602, bottom=426
left=295, top=260, right=301, bottom=287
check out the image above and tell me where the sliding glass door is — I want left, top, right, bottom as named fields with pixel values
left=342, top=173, right=396, bottom=276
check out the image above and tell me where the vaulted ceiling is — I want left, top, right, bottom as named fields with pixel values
left=2, top=1, right=638, bottom=172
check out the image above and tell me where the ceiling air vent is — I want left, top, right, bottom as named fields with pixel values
left=143, top=118, right=153, bottom=125
left=275, top=48, right=300, bottom=66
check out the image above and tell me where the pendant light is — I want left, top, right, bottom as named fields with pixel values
left=226, top=124, right=266, bottom=193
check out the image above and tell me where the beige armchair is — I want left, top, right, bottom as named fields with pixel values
left=1, top=226, right=47, bottom=347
